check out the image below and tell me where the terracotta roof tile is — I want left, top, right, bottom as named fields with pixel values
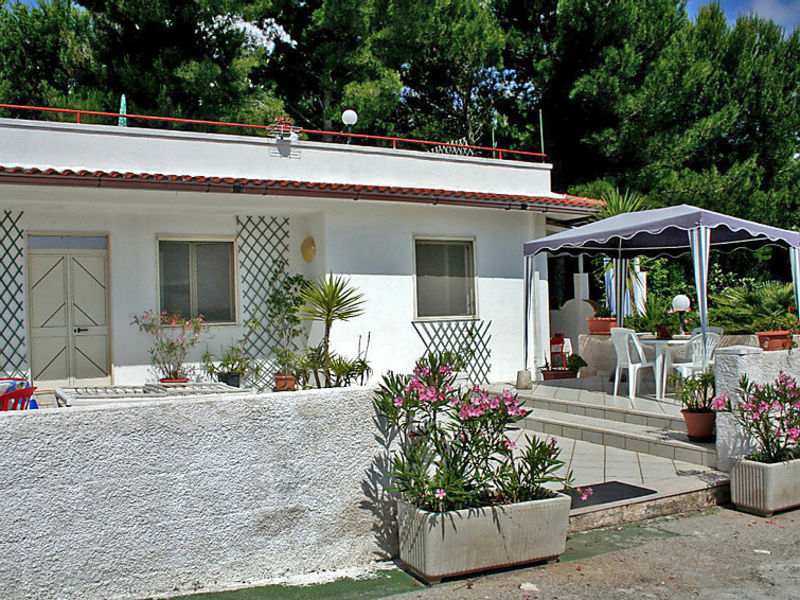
left=0, top=166, right=602, bottom=212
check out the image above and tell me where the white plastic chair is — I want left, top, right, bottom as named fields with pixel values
left=670, top=332, right=721, bottom=379
left=690, top=326, right=724, bottom=336
left=611, top=327, right=654, bottom=399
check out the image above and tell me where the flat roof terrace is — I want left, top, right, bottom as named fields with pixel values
left=0, top=104, right=600, bottom=217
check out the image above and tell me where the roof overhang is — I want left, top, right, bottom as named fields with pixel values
left=0, top=166, right=602, bottom=216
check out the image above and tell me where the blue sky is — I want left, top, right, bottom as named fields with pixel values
left=686, top=0, right=800, bottom=29
left=9, top=0, right=800, bottom=31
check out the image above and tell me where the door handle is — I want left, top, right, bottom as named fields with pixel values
left=74, top=327, right=89, bottom=333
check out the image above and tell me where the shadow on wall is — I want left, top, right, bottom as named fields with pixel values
left=361, top=404, right=400, bottom=559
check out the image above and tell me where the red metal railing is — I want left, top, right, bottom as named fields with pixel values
left=0, top=103, right=547, bottom=162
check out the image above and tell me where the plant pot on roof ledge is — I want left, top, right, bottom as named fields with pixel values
left=713, top=374, right=800, bottom=516
left=375, top=352, right=590, bottom=583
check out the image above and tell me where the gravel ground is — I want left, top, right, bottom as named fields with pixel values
left=386, top=507, right=800, bottom=600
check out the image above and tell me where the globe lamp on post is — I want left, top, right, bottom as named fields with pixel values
left=672, top=294, right=691, bottom=334
left=342, top=109, right=358, bottom=143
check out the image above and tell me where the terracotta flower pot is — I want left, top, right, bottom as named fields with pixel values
left=681, top=409, right=715, bottom=442
left=542, top=370, right=577, bottom=381
left=159, top=377, right=189, bottom=384
left=273, top=374, right=296, bottom=391
left=756, top=331, right=792, bottom=351
left=587, top=317, right=615, bottom=335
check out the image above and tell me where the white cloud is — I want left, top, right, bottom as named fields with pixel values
left=749, top=0, right=800, bottom=29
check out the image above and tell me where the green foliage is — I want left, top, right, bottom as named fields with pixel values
left=593, top=186, right=648, bottom=221
left=565, top=353, right=587, bottom=372
left=709, top=281, right=796, bottom=334
left=203, top=319, right=261, bottom=377
left=0, top=0, right=102, bottom=110
left=265, top=260, right=308, bottom=376
left=624, top=294, right=678, bottom=335
left=671, top=370, right=715, bottom=412
left=299, top=273, right=366, bottom=386
left=373, top=352, right=574, bottom=512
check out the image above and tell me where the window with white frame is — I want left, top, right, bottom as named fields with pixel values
left=415, top=238, right=476, bottom=318
left=159, top=240, right=236, bottom=323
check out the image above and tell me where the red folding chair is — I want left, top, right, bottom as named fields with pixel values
left=0, top=386, right=37, bottom=411
left=550, top=333, right=568, bottom=369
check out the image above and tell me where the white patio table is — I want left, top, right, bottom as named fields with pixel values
left=639, top=336, right=689, bottom=400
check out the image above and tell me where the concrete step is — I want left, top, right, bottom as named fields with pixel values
left=522, top=408, right=716, bottom=468
left=513, top=390, right=685, bottom=431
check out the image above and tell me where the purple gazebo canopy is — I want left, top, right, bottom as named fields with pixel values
left=521, top=204, right=800, bottom=372
left=523, top=204, right=800, bottom=259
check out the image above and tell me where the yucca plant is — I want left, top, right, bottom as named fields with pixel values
left=592, top=186, right=648, bottom=222
left=593, top=187, right=649, bottom=315
left=300, top=273, right=366, bottom=387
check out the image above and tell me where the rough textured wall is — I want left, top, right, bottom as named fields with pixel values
left=0, top=388, right=396, bottom=600
left=714, top=346, right=800, bottom=471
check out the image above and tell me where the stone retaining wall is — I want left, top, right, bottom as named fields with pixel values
left=0, top=388, right=394, bottom=600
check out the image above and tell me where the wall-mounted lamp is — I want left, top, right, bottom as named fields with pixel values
left=232, top=181, right=243, bottom=193
left=520, top=201, right=529, bottom=211
left=301, top=236, right=316, bottom=262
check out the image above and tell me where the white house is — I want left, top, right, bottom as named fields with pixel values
left=0, top=114, right=599, bottom=392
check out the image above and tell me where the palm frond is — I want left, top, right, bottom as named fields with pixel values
left=299, top=273, right=366, bottom=323
left=594, top=187, right=648, bottom=221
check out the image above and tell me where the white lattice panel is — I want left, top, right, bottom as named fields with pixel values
left=0, top=210, right=28, bottom=378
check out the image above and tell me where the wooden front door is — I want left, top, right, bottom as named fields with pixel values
left=29, top=239, right=110, bottom=389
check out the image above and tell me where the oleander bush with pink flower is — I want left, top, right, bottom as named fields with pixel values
left=133, top=310, right=208, bottom=380
left=713, top=373, right=800, bottom=463
left=374, top=352, right=582, bottom=512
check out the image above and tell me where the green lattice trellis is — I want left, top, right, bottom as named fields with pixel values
left=0, top=210, right=28, bottom=378
left=412, top=319, right=492, bottom=384
left=236, top=216, right=290, bottom=390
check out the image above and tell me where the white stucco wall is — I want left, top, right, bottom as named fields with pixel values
left=714, top=346, right=800, bottom=471
left=0, top=118, right=555, bottom=198
left=0, top=388, right=395, bottom=600
left=2, top=184, right=542, bottom=386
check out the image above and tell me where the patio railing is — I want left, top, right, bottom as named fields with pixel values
left=0, top=103, right=548, bottom=163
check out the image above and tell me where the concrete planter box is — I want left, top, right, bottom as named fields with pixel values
left=397, top=493, right=571, bottom=583
left=731, top=457, right=800, bottom=516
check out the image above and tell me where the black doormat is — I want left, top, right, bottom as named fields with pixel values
left=566, top=481, right=657, bottom=509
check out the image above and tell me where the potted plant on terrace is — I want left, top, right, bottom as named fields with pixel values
left=374, top=352, right=590, bottom=582
left=541, top=353, right=588, bottom=380
left=265, top=261, right=308, bottom=392
left=713, top=374, right=800, bottom=516
left=753, top=314, right=796, bottom=352
left=671, top=370, right=716, bottom=441
left=587, top=302, right=615, bottom=335
left=202, top=319, right=261, bottom=387
left=711, top=282, right=796, bottom=350
left=300, top=273, right=365, bottom=388
left=132, top=310, right=208, bottom=383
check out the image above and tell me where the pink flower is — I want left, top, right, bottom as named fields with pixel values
left=393, top=397, right=403, bottom=407
left=711, top=394, right=728, bottom=411
left=787, top=427, right=800, bottom=442
left=439, top=365, right=452, bottom=374
left=577, top=487, right=594, bottom=501
left=435, top=489, right=446, bottom=500
left=504, top=439, right=517, bottom=451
